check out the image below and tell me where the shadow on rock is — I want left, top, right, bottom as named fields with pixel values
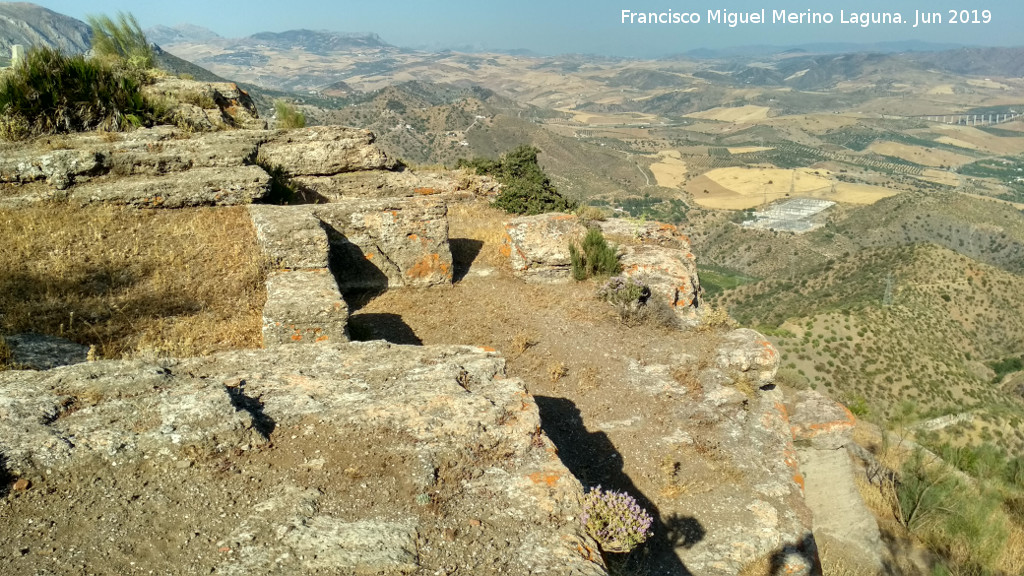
left=225, top=381, right=276, bottom=439
left=348, top=312, right=423, bottom=345
left=450, top=238, right=484, bottom=283
left=769, top=533, right=823, bottom=576
left=535, top=395, right=697, bottom=576
left=322, top=223, right=390, bottom=295
left=0, top=453, right=11, bottom=499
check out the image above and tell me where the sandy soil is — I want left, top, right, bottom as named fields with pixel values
left=648, top=150, right=688, bottom=189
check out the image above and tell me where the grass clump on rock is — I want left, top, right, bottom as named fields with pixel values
left=458, top=145, right=577, bottom=215
left=571, top=228, right=621, bottom=281
left=0, top=47, right=152, bottom=139
left=273, top=100, right=306, bottom=129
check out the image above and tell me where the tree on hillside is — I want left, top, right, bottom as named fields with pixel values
left=458, top=145, right=576, bottom=215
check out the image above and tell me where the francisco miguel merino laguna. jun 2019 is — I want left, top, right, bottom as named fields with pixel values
left=620, top=8, right=994, bottom=28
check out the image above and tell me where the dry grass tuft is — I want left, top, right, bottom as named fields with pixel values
left=0, top=204, right=267, bottom=360
left=696, top=304, right=738, bottom=332
left=0, top=335, right=11, bottom=370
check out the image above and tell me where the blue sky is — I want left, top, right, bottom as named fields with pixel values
left=30, top=1, right=1024, bottom=57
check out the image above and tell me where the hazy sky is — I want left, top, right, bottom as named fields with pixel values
left=28, top=1, right=1024, bottom=57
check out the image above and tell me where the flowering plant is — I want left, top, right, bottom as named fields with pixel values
left=580, top=486, right=654, bottom=553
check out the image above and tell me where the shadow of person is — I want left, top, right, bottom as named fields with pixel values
left=535, top=396, right=699, bottom=575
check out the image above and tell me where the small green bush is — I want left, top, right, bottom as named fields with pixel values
left=273, top=100, right=306, bottom=129
left=570, top=228, right=620, bottom=281
left=87, top=12, right=155, bottom=69
left=0, top=47, right=151, bottom=139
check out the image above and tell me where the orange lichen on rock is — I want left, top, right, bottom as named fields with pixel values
left=528, top=472, right=562, bottom=487
left=414, top=187, right=438, bottom=195
left=406, top=253, right=452, bottom=280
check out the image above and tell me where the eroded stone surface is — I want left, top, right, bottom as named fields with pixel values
left=262, top=270, right=349, bottom=345
left=69, top=166, right=270, bottom=207
left=141, top=77, right=266, bottom=131
left=715, top=328, right=780, bottom=385
left=618, top=244, right=701, bottom=326
left=798, top=448, right=883, bottom=574
left=314, top=198, right=453, bottom=290
left=0, top=148, right=104, bottom=189
left=258, top=126, right=392, bottom=176
left=0, top=342, right=608, bottom=576
left=293, top=169, right=500, bottom=201
left=595, top=219, right=692, bottom=251
left=622, top=342, right=820, bottom=576
left=248, top=205, right=329, bottom=270
left=107, top=129, right=272, bottom=176
left=789, top=389, right=856, bottom=450
left=501, top=213, right=586, bottom=283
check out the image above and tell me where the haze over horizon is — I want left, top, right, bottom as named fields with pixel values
left=19, top=0, right=1024, bottom=58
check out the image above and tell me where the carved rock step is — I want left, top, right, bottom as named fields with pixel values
left=0, top=342, right=608, bottom=576
left=248, top=204, right=329, bottom=270
left=69, top=165, right=270, bottom=207
left=106, top=129, right=274, bottom=176
left=262, top=270, right=349, bottom=346
left=314, top=198, right=453, bottom=290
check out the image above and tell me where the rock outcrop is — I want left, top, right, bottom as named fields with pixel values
left=715, top=328, right=780, bottom=385
left=501, top=213, right=703, bottom=323
left=617, top=334, right=820, bottom=575
left=0, top=342, right=608, bottom=576
left=248, top=204, right=349, bottom=346
left=501, top=213, right=587, bottom=282
left=789, top=390, right=883, bottom=573
left=141, top=77, right=266, bottom=131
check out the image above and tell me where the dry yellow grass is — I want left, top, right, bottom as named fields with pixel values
left=932, top=124, right=1024, bottom=155
left=914, top=168, right=962, bottom=187
left=0, top=204, right=267, bottom=361
left=447, top=201, right=511, bottom=268
left=688, top=166, right=870, bottom=209
left=687, top=105, right=769, bottom=123
left=867, top=141, right=975, bottom=168
left=648, top=150, right=688, bottom=188
left=934, top=135, right=980, bottom=150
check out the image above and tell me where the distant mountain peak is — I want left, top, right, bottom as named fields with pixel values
left=0, top=1, right=92, bottom=54
left=244, top=29, right=390, bottom=53
left=146, top=23, right=224, bottom=46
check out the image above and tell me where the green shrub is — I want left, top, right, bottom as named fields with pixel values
left=458, top=145, right=576, bottom=215
left=570, top=228, right=620, bottom=281
left=0, top=47, right=151, bottom=139
left=273, top=99, right=306, bottom=129
left=87, top=12, right=154, bottom=69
